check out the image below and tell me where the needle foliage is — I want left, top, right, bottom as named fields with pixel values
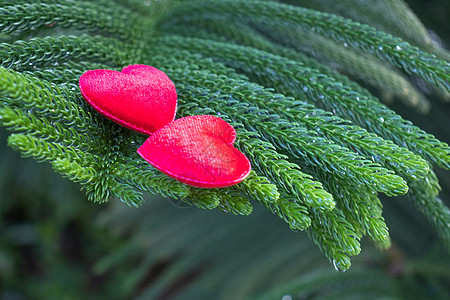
left=0, top=0, right=449, bottom=280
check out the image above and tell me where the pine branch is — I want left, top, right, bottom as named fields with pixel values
left=253, top=21, right=432, bottom=113
left=145, top=60, right=409, bottom=196
left=0, top=0, right=448, bottom=273
left=0, top=106, right=90, bottom=147
left=167, top=0, right=450, bottom=92
left=5, top=133, right=145, bottom=205
left=0, top=67, right=99, bottom=133
left=407, top=170, right=450, bottom=250
left=0, top=67, right=196, bottom=206
left=177, top=102, right=335, bottom=212
left=6, top=133, right=95, bottom=167
left=0, top=1, right=143, bottom=42
left=307, top=209, right=357, bottom=271
left=215, top=188, right=254, bottom=216
left=233, top=171, right=280, bottom=205
left=159, top=17, right=375, bottom=100
left=109, top=154, right=193, bottom=202
left=251, top=269, right=396, bottom=300
left=161, top=12, right=432, bottom=113
left=150, top=36, right=450, bottom=171
left=0, top=35, right=129, bottom=71
left=310, top=166, right=391, bottom=247
left=22, top=61, right=116, bottom=86
left=264, top=192, right=312, bottom=231
left=1, top=61, right=274, bottom=211
left=283, top=0, right=449, bottom=60
left=147, top=37, right=433, bottom=181
left=185, top=188, right=221, bottom=210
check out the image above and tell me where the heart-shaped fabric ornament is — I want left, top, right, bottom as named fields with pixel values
left=137, top=115, right=251, bottom=188
left=79, top=64, right=177, bottom=135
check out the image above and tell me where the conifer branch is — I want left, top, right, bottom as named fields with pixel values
left=184, top=188, right=221, bottom=210
left=311, top=207, right=362, bottom=257
left=109, top=155, right=193, bottom=202
left=174, top=79, right=408, bottom=197
left=0, top=106, right=90, bottom=146
left=52, top=158, right=96, bottom=184
left=215, top=187, right=254, bottom=216
left=234, top=171, right=280, bottom=204
left=0, top=67, right=98, bottom=132
left=167, top=0, right=450, bottom=91
left=407, top=171, right=450, bottom=250
left=6, top=133, right=96, bottom=167
left=177, top=103, right=335, bottom=211
left=176, top=103, right=318, bottom=225
left=251, top=269, right=396, bottom=300
left=0, top=0, right=448, bottom=271
left=159, top=17, right=381, bottom=103
left=162, top=13, right=432, bottom=113
left=6, top=133, right=144, bottom=206
left=0, top=35, right=129, bottom=71
left=148, top=38, right=432, bottom=181
left=142, top=57, right=409, bottom=196
left=284, top=0, right=449, bottom=60
left=149, top=36, right=450, bottom=170
left=254, top=22, right=432, bottom=112
left=308, top=210, right=357, bottom=271
left=312, top=168, right=391, bottom=247
left=0, top=2, right=143, bottom=42
left=264, top=192, right=312, bottom=231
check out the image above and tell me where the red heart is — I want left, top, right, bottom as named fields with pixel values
left=79, top=65, right=177, bottom=134
left=137, top=115, right=251, bottom=188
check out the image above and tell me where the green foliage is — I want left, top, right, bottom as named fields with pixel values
left=0, top=0, right=449, bottom=279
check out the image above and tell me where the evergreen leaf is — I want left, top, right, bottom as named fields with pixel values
left=149, top=37, right=433, bottom=180
left=0, top=0, right=448, bottom=277
left=163, top=69, right=409, bottom=196
left=0, top=1, right=143, bottom=42
left=167, top=0, right=450, bottom=91
left=176, top=102, right=335, bottom=211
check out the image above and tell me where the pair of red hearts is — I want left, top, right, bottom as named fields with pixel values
left=79, top=65, right=251, bottom=188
